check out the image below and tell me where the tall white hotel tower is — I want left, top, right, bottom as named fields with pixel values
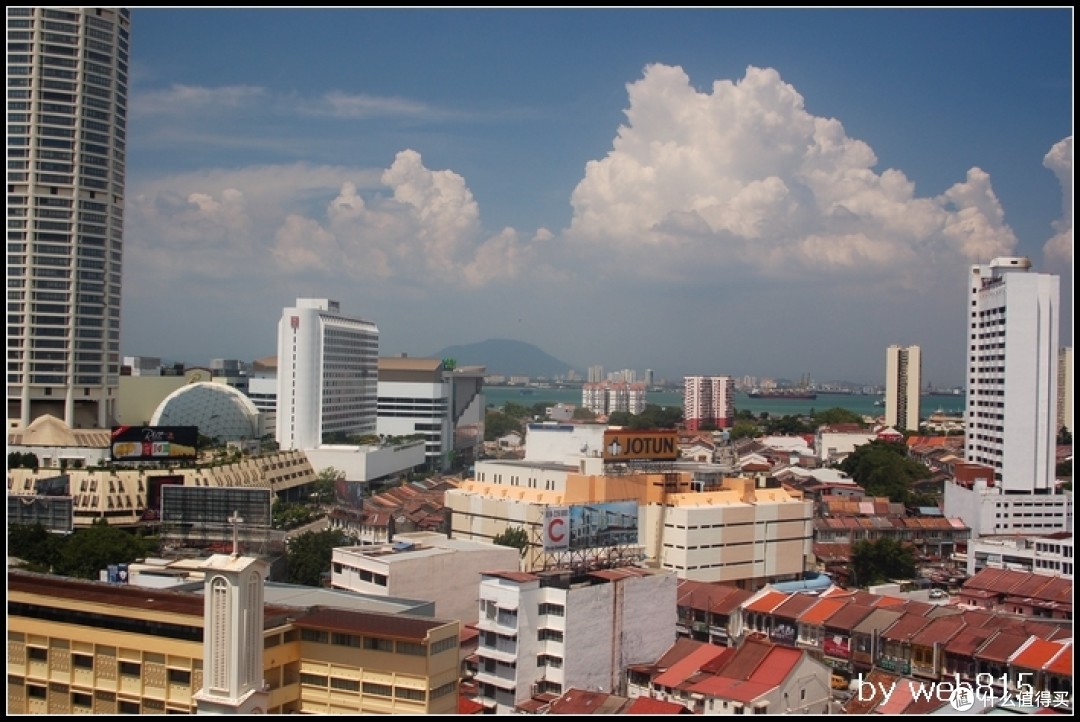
left=965, top=257, right=1059, bottom=493
left=7, top=8, right=132, bottom=428
left=276, top=299, right=379, bottom=451
left=885, top=345, right=921, bottom=432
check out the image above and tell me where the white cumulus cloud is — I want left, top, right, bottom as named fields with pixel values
left=1042, top=136, right=1073, bottom=265
left=566, top=63, right=1019, bottom=288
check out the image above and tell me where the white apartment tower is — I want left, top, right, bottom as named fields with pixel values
left=683, top=375, right=735, bottom=431
left=7, top=8, right=132, bottom=429
left=965, top=257, right=1060, bottom=492
left=885, top=345, right=921, bottom=431
left=276, top=299, right=379, bottom=450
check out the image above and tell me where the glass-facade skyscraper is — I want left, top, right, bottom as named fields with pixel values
left=7, top=7, right=132, bottom=428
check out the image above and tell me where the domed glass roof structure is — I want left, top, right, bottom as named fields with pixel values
left=150, top=382, right=261, bottom=442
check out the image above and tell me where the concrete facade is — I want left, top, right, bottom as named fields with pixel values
left=330, top=532, right=522, bottom=625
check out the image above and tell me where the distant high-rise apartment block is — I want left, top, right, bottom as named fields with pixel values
left=276, top=299, right=379, bottom=450
left=588, top=365, right=604, bottom=384
left=7, top=8, right=133, bottom=429
left=965, top=257, right=1060, bottom=492
left=582, top=381, right=647, bottom=416
left=1058, top=347, right=1072, bottom=434
left=683, top=376, right=735, bottom=431
left=884, top=345, right=921, bottom=431
left=645, top=368, right=654, bottom=387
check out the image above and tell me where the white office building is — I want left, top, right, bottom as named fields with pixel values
left=947, top=258, right=1071, bottom=547
left=276, top=299, right=379, bottom=450
left=965, top=257, right=1059, bottom=492
left=885, top=345, right=921, bottom=432
left=473, top=567, right=677, bottom=712
left=7, top=8, right=132, bottom=429
left=377, top=356, right=486, bottom=472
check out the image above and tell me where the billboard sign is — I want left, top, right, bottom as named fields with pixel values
left=542, top=500, right=640, bottom=552
left=602, top=429, right=679, bottom=461
left=111, top=426, right=198, bottom=462
left=543, top=507, right=570, bottom=552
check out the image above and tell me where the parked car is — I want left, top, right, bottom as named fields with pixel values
left=929, top=588, right=947, bottom=600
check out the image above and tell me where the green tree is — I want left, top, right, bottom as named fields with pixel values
left=728, top=421, right=761, bottom=441
left=286, top=529, right=351, bottom=586
left=572, top=406, right=597, bottom=421
left=839, top=439, right=931, bottom=504
left=813, top=407, right=865, bottom=426
left=7, top=523, right=63, bottom=571
left=1058, top=427, right=1072, bottom=446
left=313, top=466, right=342, bottom=503
left=54, top=521, right=155, bottom=580
left=850, top=538, right=917, bottom=587
left=492, top=527, right=530, bottom=557
left=484, top=410, right=522, bottom=441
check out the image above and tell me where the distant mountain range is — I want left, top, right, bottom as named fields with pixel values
left=433, top=339, right=580, bottom=379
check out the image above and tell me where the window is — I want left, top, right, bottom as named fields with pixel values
left=396, top=687, right=426, bottom=701
left=363, top=637, right=393, bottom=652
left=28, top=685, right=47, bottom=700
left=28, top=647, right=48, bottom=662
left=166, top=669, right=190, bottom=685
left=73, top=654, right=93, bottom=669
left=362, top=682, right=392, bottom=697
left=396, top=641, right=425, bottom=656
left=299, top=673, right=328, bottom=687
left=330, top=677, right=359, bottom=692
left=119, top=661, right=140, bottom=677
left=300, top=629, right=328, bottom=644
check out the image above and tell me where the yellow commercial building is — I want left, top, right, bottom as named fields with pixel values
left=446, top=470, right=812, bottom=588
left=7, top=569, right=461, bottom=714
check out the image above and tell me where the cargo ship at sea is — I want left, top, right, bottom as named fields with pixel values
left=747, top=389, right=818, bottom=400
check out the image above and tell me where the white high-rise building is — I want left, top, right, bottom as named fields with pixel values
left=7, top=8, right=132, bottom=429
left=965, top=257, right=1060, bottom=492
left=885, top=345, right=921, bottom=431
left=683, top=376, right=735, bottom=431
left=276, top=299, right=379, bottom=450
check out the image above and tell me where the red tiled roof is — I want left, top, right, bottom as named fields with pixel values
left=824, top=603, right=875, bottom=632
left=458, top=695, right=485, bottom=714
left=750, top=646, right=803, bottom=687
left=625, top=697, right=691, bottom=714
left=548, top=689, right=629, bottom=715
left=798, top=597, right=846, bottom=625
left=880, top=612, right=932, bottom=642
left=976, top=632, right=1030, bottom=663
left=649, top=638, right=711, bottom=671
left=910, top=615, right=967, bottom=648
left=292, top=607, right=448, bottom=641
left=653, top=642, right=730, bottom=689
left=712, top=637, right=774, bottom=681
left=1011, top=638, right=1069, bottom=671
left=771, top=593, right=820, bottom=621
left=945, top=626, right=996, bottom=657
left=1046, top=644, right=1072, bottom=676
left=687, top=676, right=773, bottom=705
left=744, top=590, right=790, bottom=615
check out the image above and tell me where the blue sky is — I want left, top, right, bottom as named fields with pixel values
left=122, top=8, right=1073, bottom=387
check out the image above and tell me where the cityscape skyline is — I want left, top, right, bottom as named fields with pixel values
left=108, top=9, right=1072, bottom=389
